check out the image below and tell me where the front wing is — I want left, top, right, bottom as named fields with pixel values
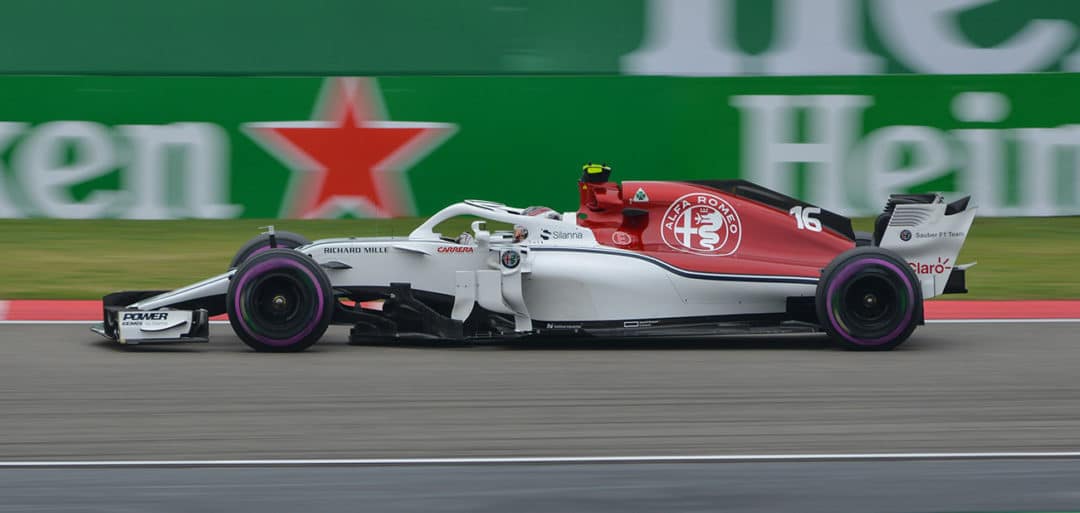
left=91, top=289, right=215, bottom=345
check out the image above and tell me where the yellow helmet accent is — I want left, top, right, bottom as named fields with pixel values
left=583, top=163, right=610, bottom=175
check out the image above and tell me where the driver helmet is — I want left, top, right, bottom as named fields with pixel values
left=513, top=225, right=529, bottom=243
left=521, top=206, right=561, bottom=220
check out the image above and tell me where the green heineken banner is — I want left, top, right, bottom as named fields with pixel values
left=0, top=74, right=1078, bottom=219
left=2, top=0, right=1079, bottom=76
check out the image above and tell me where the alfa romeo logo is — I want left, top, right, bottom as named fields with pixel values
left=501, top=250, right=521, bottom=269
left=661, top=192, right=742, bottom=256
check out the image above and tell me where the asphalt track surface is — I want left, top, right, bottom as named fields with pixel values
left=2, top=322, right=1080, bottom=460
left=3, top=322, right=1080, bottom=511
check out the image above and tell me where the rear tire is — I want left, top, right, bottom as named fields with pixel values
left=230, top=231, right=310, bottom=269
left=816, top=247, right=922, bottom=351
left=227, top=249, right=333, bottom=352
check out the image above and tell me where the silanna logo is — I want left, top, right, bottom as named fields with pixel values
left=661, top=192, right=742, bottom=256
left=540, top=229, right=584, bottom=241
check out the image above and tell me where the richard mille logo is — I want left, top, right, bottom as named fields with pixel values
left=323, top=247, right=387, bottom=254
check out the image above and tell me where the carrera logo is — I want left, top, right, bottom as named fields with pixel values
left=437, top=246, right=474, bottom=253
left=661, top=192, right=742, bottom=256
left=909, top=257, right=953, bottom=275
left=122, top=312, right=169, bottom=321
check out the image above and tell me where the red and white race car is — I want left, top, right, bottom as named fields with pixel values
left=93, top=164, right=976, bottom=352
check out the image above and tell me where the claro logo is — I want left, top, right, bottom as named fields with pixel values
left=122, top=312, right=169, bottom=321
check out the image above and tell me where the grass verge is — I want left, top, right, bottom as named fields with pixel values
left=0, top=217, right=1075, bottom=299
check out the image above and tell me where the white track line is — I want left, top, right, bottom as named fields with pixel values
left=4, top=452, right=1080, bottom=468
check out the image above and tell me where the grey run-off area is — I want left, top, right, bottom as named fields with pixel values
left=1, top=322, right=1079, bottom=460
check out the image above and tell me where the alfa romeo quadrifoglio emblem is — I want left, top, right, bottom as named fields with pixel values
left=661, top=192, right=742, bottom=256
left=501, top=250, right=521, bottom=269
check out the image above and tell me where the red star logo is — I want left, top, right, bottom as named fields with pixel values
left=245, top=78, right=456, bottom=218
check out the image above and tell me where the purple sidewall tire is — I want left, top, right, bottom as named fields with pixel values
left=826, top=258, right=913, bottom=346
left=227, top=249, right=331, bottom=352
left=816, top=247, right=922, bottom=350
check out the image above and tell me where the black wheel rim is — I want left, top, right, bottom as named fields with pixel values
left=242, top=270, right=315, bottom=337
left=836, top=268, right=904, bottom=339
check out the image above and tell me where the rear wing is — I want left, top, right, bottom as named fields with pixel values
left=877, top=194, right=976, bottom=299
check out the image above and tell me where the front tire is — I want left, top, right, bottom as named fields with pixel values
left=227, top=249, right=333, bottom=352
left=816, top=247, right=922, bottom=351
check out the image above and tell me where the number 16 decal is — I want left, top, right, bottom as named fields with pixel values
left=789, top=205, right=822, bottom=232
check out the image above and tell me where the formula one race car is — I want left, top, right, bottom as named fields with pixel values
left=93, top=164, right=976, bottom=352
